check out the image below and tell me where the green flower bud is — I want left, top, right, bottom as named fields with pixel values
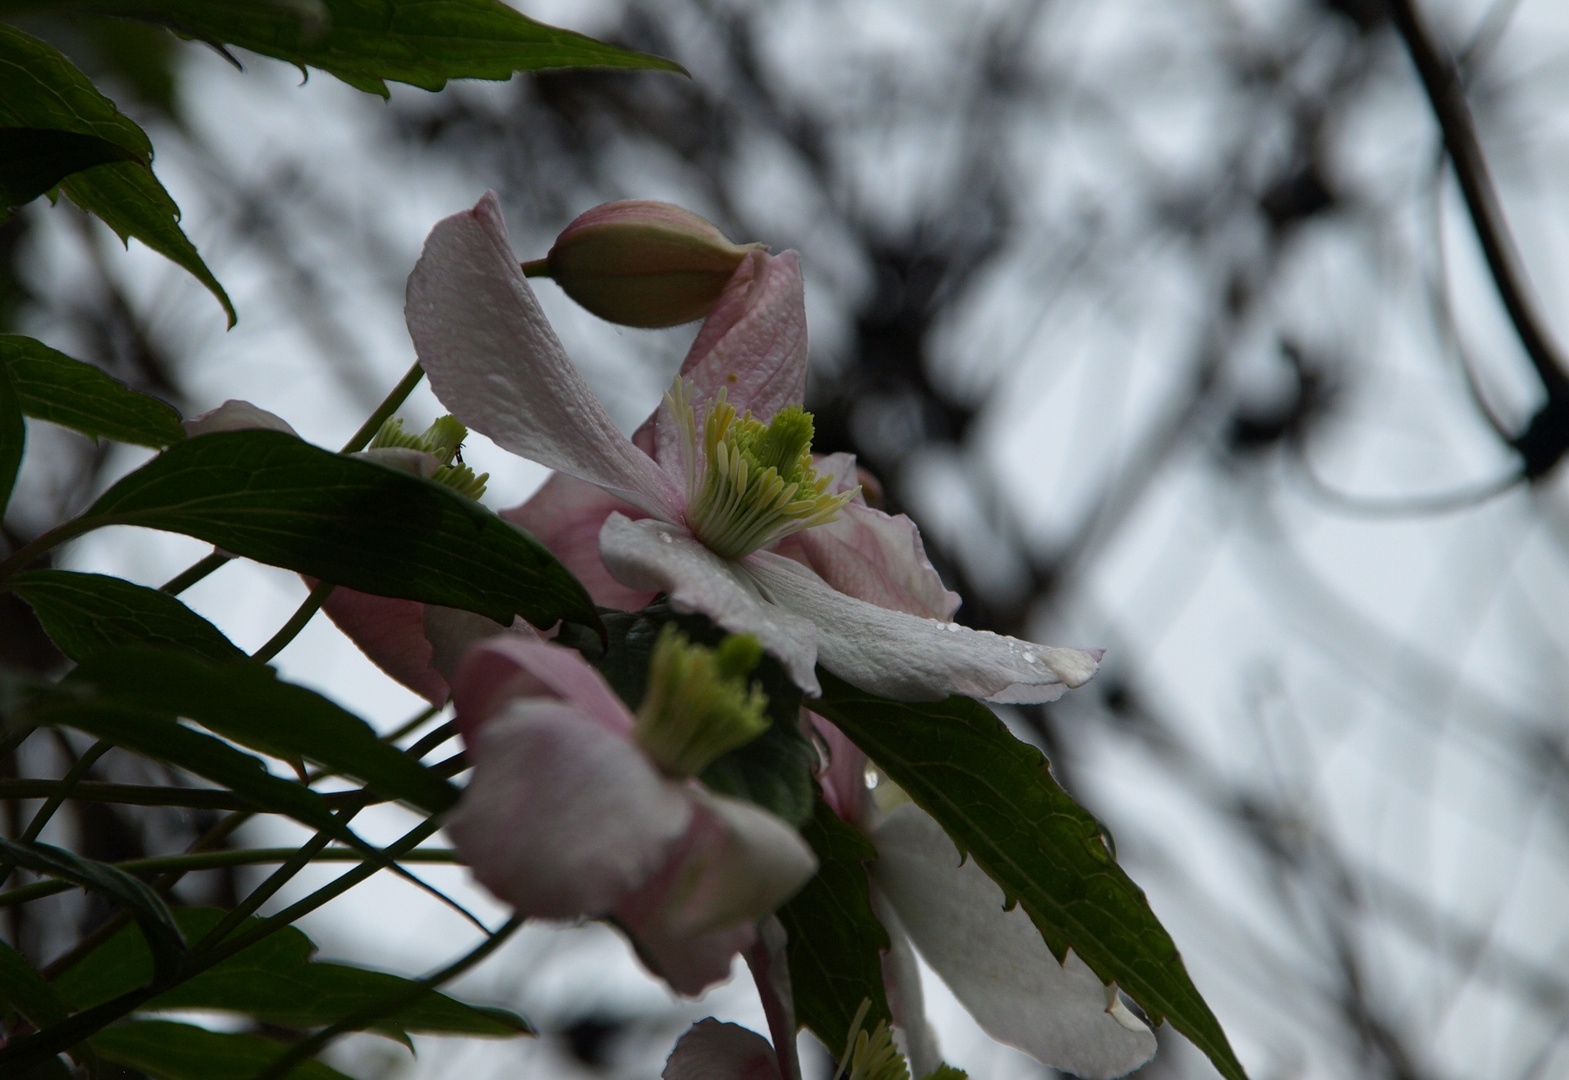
left=633, top=625, right=770, bottom=776
left=524, top=200, right=765, bottom=329
left=368, top=414, right=488, bottom=499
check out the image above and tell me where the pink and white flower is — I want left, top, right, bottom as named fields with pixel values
left=444, top=633, right=817, bottom=996
left=366, top=192, right=1099, bottom=706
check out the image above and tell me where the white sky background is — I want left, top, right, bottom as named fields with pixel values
left=12, top=0, right=1569, bottom=1077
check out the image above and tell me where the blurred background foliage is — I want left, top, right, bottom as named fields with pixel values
left=5, top=0, right=1569, bottom=1077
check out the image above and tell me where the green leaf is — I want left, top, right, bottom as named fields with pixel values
left=10, top=570, right=243, bottom=663
left=59, top=908, right=532, bottom=1041
left=0, top=24, right=152, bottom=157
left=812, top=673, right=1248, bottom=1080
left=22, top=697, right=353, bottom=843
left=77, top=429, right=599, bottom=634
left=0, top=128, right=138, bottom=208
left=3, top=0, right=687, bottom=95
left=60, top=162, right=236, bottom=328
left=91, top=1020, right=352, bottom=1080
left=71, top=647, right=459, bottom=813
left=919, top=1067, right=968, bottom=1080
left=0, top=837, right=185, bottom=981
left=590, top=602, right=814, bottom=825
left=0, top=357, right=23, bottom=517
left=776, top=794, right=892, bottom=1053
left=0, top=938, right=70, bottom=1029
left=0, top=335, right=185, bottom=447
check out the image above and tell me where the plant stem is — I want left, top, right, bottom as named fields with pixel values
left=340, top=360, right=425, bottom=453
left=0, top=738, right=112, bottom=888
left=519, top=258, right=551, bottom=277
left=159, top=551, right=230, bottom=595
left=250, top=579, right=335, bottom=664
left=0, top=517, right=94, bottom=582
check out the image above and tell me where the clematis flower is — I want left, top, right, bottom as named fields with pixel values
left=813, top=718, right=1158, bottom=1080
left=444, top=628, right=817, bottom=996
left=388, top=192, right=1100, bottom=705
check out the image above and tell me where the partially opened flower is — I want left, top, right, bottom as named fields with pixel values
left=396, top=192, right=1100, bottom=705
left=445, top=627, right=817, bottom=996
left=814, top=718, right=1158, bottom=1080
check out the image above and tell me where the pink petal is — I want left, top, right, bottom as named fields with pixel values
left=663, top=1019, right=782, bottom=1080
left=599, top=514, right=821, bottom=695
left=450, top=635, right=634, bottom=741
left=616, top=792, right=816, bottom=997
left=502, top=472, right=658, bottom=611
left=407, top=192, right=683, bottom=522
left=744, top=551, right=1100, bottom=704
left=746, top=918, right=801, bottom=1080
left=184, top=399, right=298, bottom=438
left=321, top=590, right=449, bottom=705
left=872, top=803, right=1157, bottom=1079
left=784, top=501, right=961, bottom=622
left=808, top=714, right=867, bottom=826
left=645, top=251, right=809, bottom=473
left=447, top=700, right=692, bottom=921
left=871, top=886, right=944, bottom=1079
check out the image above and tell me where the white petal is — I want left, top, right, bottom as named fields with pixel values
left=668, top=789, right=820, bottom=936
left=744, top=553, right=1099, bottom=704
left=871, top=804, right=1157, bottom=1079
left=407, top=192, right=683, bottom=521
left=788, top=501, right=961, bottom=621
left=184, top=399, right=298, bottom=437
left=663, top=1019, right=782, bottom=1080
left=871, top=886, right=944, bottom=1079
left=446, top=701, right=691, bottom=920
left=599, top=514, right=821, bottom=695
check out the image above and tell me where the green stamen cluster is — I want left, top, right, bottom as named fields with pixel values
left=633, top=626, right=771, bottom=777
left=668, top=378, right=856, bottom=559
left=836, top=1001, right=911, bottom=1080
left=369, top=415, right=488, bottom=499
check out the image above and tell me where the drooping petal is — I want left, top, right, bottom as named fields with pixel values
left=321, top=590, right=449, bottom=704
left=502, top=472, right=657, bottom=611
left=184, top=399, right=298, bottom=438
left=630, top=919, right=758, bottom=999
left=646, top=250, right=809, bottom=472
left=663, top=1019, right=782, bottom=1080
left=784, top=501, right=961, bottom=622
left=422, top=606, right=511, bottom=686
left=871, top=886, right=944, bottom=1080
left=871, top=804, right=1157, bottom=1080
left=809, top=714, right=867, bottom=826
left=450, top=635, right=634, bottom=740
left=744, top=552, right=1099, bottom=704
left=599, top=514, right=821, bottom=695
left=447, top=700, right=692, bottom=921
left=618, top=789, right=818, bottom=941
left=746, top=917, right=801, bottom=1080
left=407, top=192, right=683, bottom=522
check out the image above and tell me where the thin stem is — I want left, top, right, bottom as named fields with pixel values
left=0, top=739, right=112, bottom=889
left=248, top=915, right=525, bottom=1080
left=250, top=579, right=335, bottom=664
left=340, top=360, right=425, bottom=454
left=0, top=848, right=462, bottom=908
left=404, top=720, right=458, bottom=763
left=0, top=779, right=385, bottom=811
left=159, top=551, right=231, bottom=596
left=0, top=517, right=95, bottom=583
left=520, top=258, right=551, bottom=278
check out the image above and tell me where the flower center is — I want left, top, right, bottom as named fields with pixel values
left=837, top=1000, right=912, bottom=1080
left=633, top=626, right=770, bottom=776
left=667, top=378, right=856, bottom=559
left=369, top=414, right=489, bottom=498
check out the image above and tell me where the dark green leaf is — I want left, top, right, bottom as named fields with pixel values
left=60, top=162, right=236, bottom=327
left=920, top=1067, right=969, bottom=1080
left=0, top=357, right=23, bottom=517
left=0, top=937, right=70, bottom=1028
left=23, top=697, right=353, bottom=842
left=0, top=24, right=152, bottom=156
left=10, top=570, right=242, bottom=663
left=0, top=837, right=185, bottom=981
left=59, top=908, right=532, bottom=1041
left=0, top=128, right=138, bottom=208
left=0, top=335, right=185, bottom=447
left=812, top=674, right=1248, bottom=1080
left=3, top=0, right=687, bottom=95
left=78, top=430, right=599, bottom=634
left=91, top=1020, right=352, bottom=1080
left=72, top=647, right=459, bottom=813
left=776, top=794, right=891, bottom=1053
left=590, top=603, right=815, bottom=825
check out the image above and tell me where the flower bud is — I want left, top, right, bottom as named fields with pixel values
left=528, top=200, right=764, bottom=329
left=633, top=625, right=770, bottom=776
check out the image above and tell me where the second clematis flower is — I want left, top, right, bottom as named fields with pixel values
left=387, top=192, right=1100, bottom=705
left=445, top=627, right=817, bottom=996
